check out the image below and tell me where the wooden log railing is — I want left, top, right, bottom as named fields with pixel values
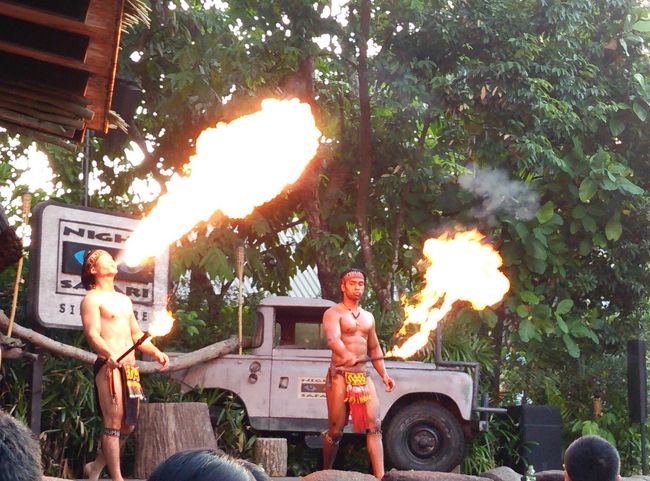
left=0, top=310, right=244, bottom=375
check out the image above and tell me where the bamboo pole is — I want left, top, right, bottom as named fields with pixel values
left=7, top=193, right=31, bottom=338
left=0, top=83, right=94, bottom=120
left=0, top=97, right=84, bottom=129
left=236, top=246, right=245, bottom=355
left=0, top=91, right=82, bottom=120
left=0, top=120, right=77, bottom=152
left=0, top=77, right=92, bottom=106
left=0, top=108, right=75, bottom=138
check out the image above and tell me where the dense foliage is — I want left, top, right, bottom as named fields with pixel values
left=1, top=0, right=650, bottom=476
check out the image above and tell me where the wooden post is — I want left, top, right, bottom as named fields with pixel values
left=253, top=437, right=288, bottom=477
left=134, top=402, right=218, bottom=479
left=7, top=192, right=30, bottom=338
left=236, top=245, right=244, bottom=355
left=28, top=350, right=44, bottom=434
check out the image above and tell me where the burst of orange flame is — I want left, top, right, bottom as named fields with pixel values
left=148, top=310, right=175, bottom=337
left=120, top=98, right=321, bottom=267
left=386, top=229, right=510, bottom=359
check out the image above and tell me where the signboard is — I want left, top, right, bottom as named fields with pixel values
left=27, top=201, right=169, bottom=329
left=299, top=377, right=326, bottom=399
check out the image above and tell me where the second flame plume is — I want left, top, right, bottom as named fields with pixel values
left=387, top=229, right=510, bottom=359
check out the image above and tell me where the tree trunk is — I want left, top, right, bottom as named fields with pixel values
left=353, top=0, right=405, bottom=313
left=134, top=402, right=218, bottom=479
left=301, top=152, right=338, bottom=300
left=285, top=54, right=340, bottom=300
left=253, top=437, right=288, bottom=476
left=353, top=0, right=392, bottom=313
left=490, top=312, right=506, bottom=399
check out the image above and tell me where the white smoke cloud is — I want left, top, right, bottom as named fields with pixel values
left=458, top=167, right=540, bottom=223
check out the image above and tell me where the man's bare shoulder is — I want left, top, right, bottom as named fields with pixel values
left=81, top=289, right=100, bottom=305
left=323, top=304, right=344, bottom=319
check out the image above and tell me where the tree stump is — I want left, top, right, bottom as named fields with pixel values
left=253, top=437, right=287, bottom=476
left=134, top=402, right=217, bottom=479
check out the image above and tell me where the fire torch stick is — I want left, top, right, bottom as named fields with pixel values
left=115, top=310, right=174, bottom=363
left=355, top=355, right=397, bottom=365
left=116, top=332, right=151, bottom=363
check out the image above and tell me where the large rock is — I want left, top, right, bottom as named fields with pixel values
left=302, top=469, right=377, bottom=481
left=534, top=470, right=563, bottom=481
left=623, top=477, right=650, bottom=481
left=481, top=467, right=522, bottom=481
left=381, top=471, right=491, bottom=481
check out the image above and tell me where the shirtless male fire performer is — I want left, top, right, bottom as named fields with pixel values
left=80, top=249, right=169, bottom=481
left=322, top=268, right=396, bottom=479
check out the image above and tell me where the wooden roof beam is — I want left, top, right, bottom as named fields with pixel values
left=0, top=40, right=95, bottom=73
left=0, top=2, right=93, bottom=36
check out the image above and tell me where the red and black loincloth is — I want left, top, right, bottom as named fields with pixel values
left=93, top=358, right=145, bottom=427
left=327, top=366, right=371, bottom=432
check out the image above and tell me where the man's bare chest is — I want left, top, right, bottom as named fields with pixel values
left=340, top=312, right=372, bottom=335
left=98, top=294, right=132, bottom=321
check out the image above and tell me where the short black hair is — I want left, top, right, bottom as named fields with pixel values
left=238, top=460, right=271, bottom=481
left=339, top=268, right=366, bottom=283
left=564, top=435, right=620, bottom=481
left=0, top=410, right=43, bottom=481
left=147, top=449, right=256, bottom=481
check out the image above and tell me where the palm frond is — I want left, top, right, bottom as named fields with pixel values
left=108, top=110, right=129, bottom=134
left=122, top=0, right=151, bottom=31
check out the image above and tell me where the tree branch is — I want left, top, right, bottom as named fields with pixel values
left=128, top=121, right=169, bottom=190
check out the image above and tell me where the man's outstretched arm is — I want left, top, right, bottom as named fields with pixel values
left=368, top=318, right=395, bottom=391
left=128, top=306, right=169, bottom=370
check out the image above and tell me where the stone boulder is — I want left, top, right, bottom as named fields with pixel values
left=481, top=467, right=522, bottom=481
left=302, top=469, right=377, bottom=481
left=381, top=470, right=491, bottom=481
left=533, top=470, right=563, bottom=481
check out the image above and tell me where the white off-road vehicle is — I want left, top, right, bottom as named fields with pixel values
left=177, top=296, right=502, bottom=472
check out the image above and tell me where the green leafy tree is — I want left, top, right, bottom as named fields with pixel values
left=2, top=0, right=650, bottom=475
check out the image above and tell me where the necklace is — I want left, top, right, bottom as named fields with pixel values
left=343, top=304, right=361, bottom=319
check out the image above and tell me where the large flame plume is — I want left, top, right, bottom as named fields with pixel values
left=121, top=98, right=321, bottom=267
left=148, top=309, right=175, bottom=337
left=387, top=229, right=510, bottom=359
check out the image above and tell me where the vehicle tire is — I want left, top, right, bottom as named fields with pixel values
left=384, top=400, right=465, bottom=472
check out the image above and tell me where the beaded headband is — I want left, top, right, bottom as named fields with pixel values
left=85, top=249, right=109, bottom=271
left=341, top=270, right=365, bottom=282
